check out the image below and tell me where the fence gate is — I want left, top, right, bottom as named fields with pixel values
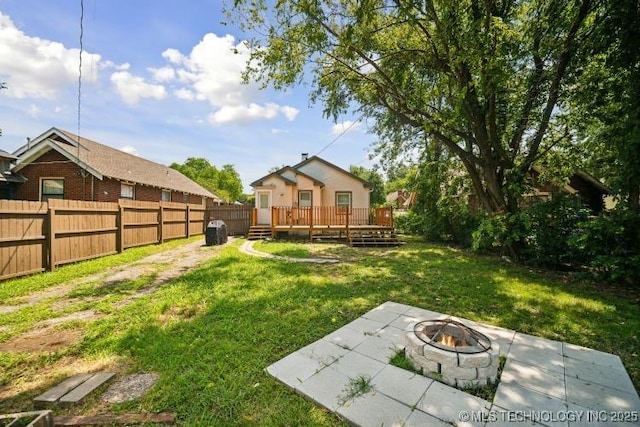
left=205, top=205, right=252, bottom=236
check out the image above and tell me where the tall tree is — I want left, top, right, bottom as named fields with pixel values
left=227, top=0, right=595, bottom=216
left=570, top=0, right=640, bottom=212
left=170, top=158, right=243, bottom=203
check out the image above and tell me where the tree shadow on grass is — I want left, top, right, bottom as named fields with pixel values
left=4, top=241, right=637, bottom=423
left=71, top=241, right=639, bottom=424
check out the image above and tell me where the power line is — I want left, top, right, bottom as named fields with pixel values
left=77, top=0, right=84, bottom=147
left=314, top=113, right=365, bottom=157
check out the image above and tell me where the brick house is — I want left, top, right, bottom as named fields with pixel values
left=0, top=149, right=26, bottom=199
left=11, top=128, right=220, bottom=204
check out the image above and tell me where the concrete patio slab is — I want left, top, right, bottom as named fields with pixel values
left=266, top=301, right=640, bottom=426
left=500, top=359, right=566, bottom=400
left=371, top=364, right=433, bottom=408
left=337, top=390, right=413, bottom=427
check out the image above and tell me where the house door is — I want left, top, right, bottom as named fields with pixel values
left=256, top=191, right=272, bottom=225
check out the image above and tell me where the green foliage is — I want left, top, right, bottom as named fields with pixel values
left=569, top=209, right=640, bottom=284
left=522, top=196, right=589, bottom=267
left=569, top=0, right=640, bottom=212
left=472, top=211, right=530, bottom=255
left=471, top=196, right=640, bottom=283
left=394, top=141, right=480, bottom=246
left=170, top=158, right=243, bottom=203
left=227, top=0, right=597, bottom=216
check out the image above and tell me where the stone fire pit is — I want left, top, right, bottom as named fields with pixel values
left=405, top=319, right=500, bottom=388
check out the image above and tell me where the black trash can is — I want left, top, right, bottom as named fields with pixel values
left=205, top=220, right=228, bottom=246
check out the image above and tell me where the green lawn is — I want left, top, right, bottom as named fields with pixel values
left=1, top=237, right=638, bottom=426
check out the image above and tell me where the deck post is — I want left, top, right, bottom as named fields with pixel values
left=271, top=206, right=276, bottom=238
left=345, top=207, right=350, bottom=243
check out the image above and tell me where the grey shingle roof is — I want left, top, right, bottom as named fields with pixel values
left=46, top=128, right=218, bottom=200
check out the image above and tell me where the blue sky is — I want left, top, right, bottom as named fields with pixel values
left=0, top=0, right=378, bottom=192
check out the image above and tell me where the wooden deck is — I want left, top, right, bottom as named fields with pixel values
left=248, top=207, right=401, bottom=246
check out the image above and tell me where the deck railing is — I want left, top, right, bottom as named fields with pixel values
left=252, top=206, right=393, bottom=227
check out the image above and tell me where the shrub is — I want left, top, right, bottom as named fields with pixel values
left=569, top=209, right=640, bottom=284
left=522, top=196, right=589, bottom=267
left=396, top=203, right=480, bottom=247
left=471, top=211, right=530, bottom=257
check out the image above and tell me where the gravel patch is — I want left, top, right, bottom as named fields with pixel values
left=101, top=372, right=159, bottom=403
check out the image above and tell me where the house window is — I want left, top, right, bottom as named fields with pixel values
left=259, top=193, right=270, bottom=209
left=162, top=189, right=171, bottom=202
left=183, top=193, right=190, bottom=204
left=41, top=178, right=64, bottom=202
left=120, top=183, right=135, bottom=199
left=298, top=190, right=312, bottom=207
left=336, top=192, right=352, bottom=213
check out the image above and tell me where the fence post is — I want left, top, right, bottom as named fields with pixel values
left=117, top=202, right=124, bottom=253
left=46, top=206, right=55, bottom=272
left=186, top=204, right=191, bottom=238
left=158, top=202, right=164, bottom=244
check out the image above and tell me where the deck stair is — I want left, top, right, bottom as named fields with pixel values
left=247, top=226, right=272, bottom=240
left=348, top=228, right=402, bottom=247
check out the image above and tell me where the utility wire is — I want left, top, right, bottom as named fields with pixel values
left=77, top=0, right=84, bottom=154
left=314, top=113, right=365, bottom=157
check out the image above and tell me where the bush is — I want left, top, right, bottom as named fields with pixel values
left=472, top=196, right=588, bottom=268
left=522, top=196, right=589, bottom=267
left=471, top=212, right=528, bottom=255
left=395, top=203, right=480, bottom=247
left=569, top=209, right=640, bottom=284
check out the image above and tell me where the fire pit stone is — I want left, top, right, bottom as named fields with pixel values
left=404, top=319, right=500, bottom=388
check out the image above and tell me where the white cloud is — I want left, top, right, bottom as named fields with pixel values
left=0, top=12, right=101, bottom=99
left=174, top=88, right=195, bottom=100
left=208, top=103, right=299, bottom=125
left=120, top=145, right=139, bottom=156
left=162, top=48, right=183, bottom=64
left=280, top=106, right=300, bottom=121
left=27, top=104, right=39, bottom=117
left=110, top=71, right=167, bottom=105
left=331, top=120, right=362, bottom=135
left=159, top=34, right=256, bottom=107
left=149, top=66, right=175, bottom=82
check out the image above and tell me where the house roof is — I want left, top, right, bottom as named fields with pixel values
left=292, top=156, right=372, bottom=188
left=13, top=128, right=220, bottom=201
left=250, top=166, right=324, bottom=188
left=250, top=155, right=370, bottom=189
left=530, top=165, right=609, bottom=195
left=0, top=149, right=17, bottom=160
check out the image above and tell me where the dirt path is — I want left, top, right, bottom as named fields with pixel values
left=0, top=237, right=230, bottom=353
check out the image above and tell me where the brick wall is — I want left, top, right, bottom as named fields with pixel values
left=15, top=150, right=207, bottom=203
left=15, top=151, right=90, bottom=201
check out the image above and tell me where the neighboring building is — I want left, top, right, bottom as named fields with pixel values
left=11, top=128, right=220, bottom=204
left=526, top=166, right=610, bottom=213
left=467, top=166, right=610, bottom=213
left=0, top=149, right=26, bottom=199
left=385, top=189, right=416, bottom=210
left=250, top=153, right=371, bottom=225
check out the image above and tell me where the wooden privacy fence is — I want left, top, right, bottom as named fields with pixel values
left=205, top=205, right=252, bottom=236
left=0, top=199, right=207, bottom=281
